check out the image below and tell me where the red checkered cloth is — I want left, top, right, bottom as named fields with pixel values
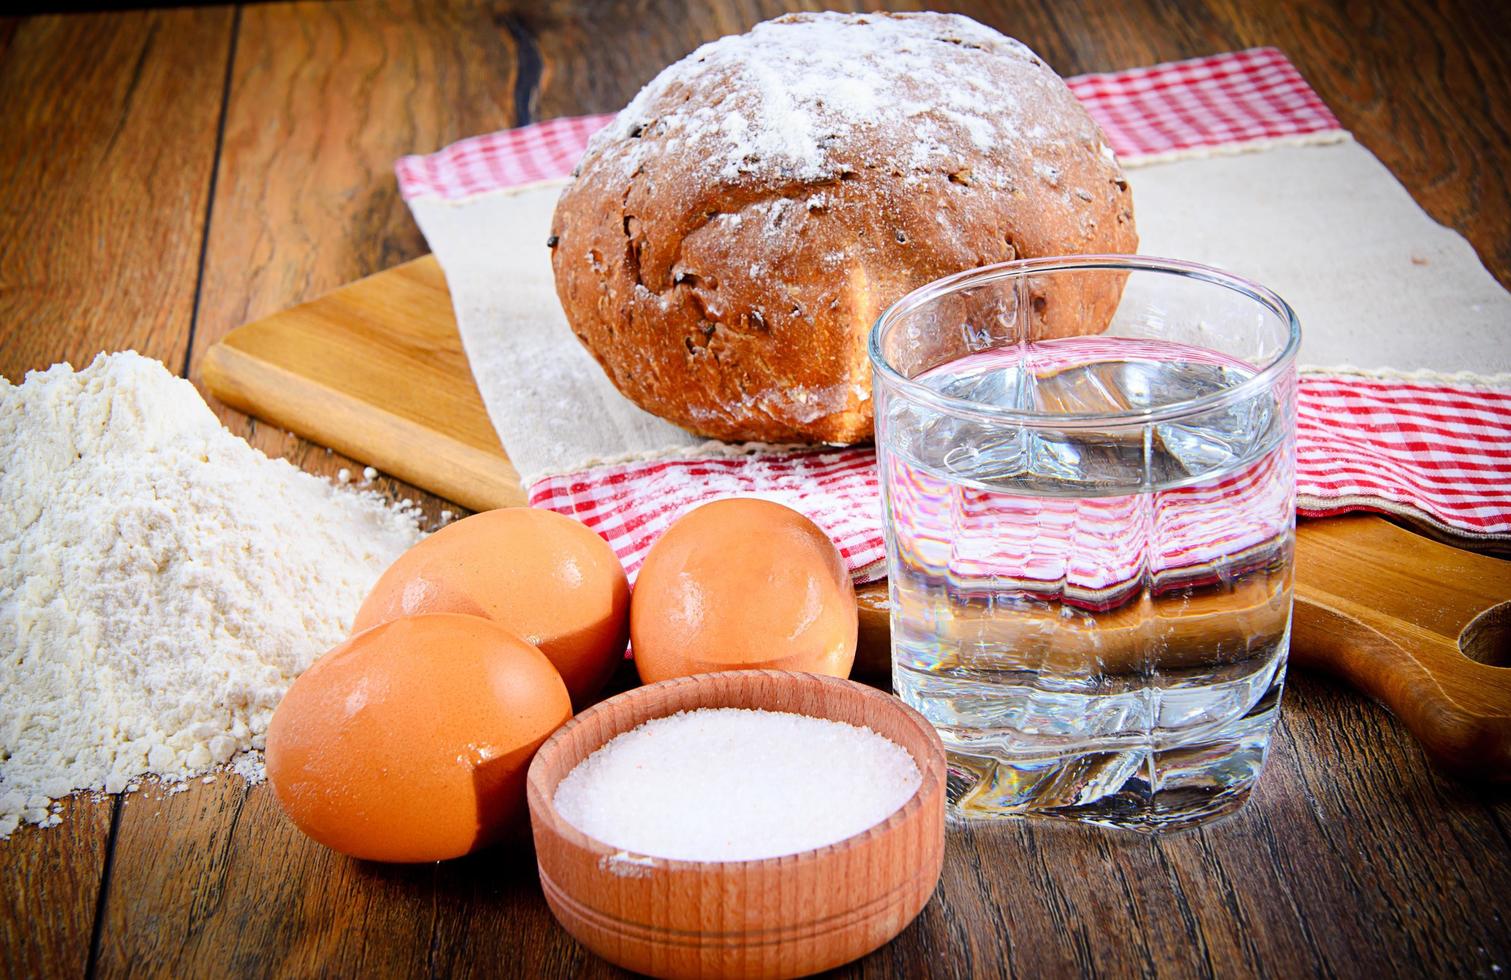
left=1068, top=46, right=1339, bottom=161
left=1296, top=375, right=1511, bottom=538
left=532, top=375, right=1511, bottom=585
left=398, top=47, right=1510, bottom=580
left=398, top=113, right=614, bottom=200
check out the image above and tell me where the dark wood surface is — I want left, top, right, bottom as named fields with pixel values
left=1, top=1, right=1508, bottom=977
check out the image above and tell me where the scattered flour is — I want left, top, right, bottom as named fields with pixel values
left=0, top=352, right=423, bottom=838
left=554, top=708, right=921, bottom=861
left=230, top=749, right=267, bottom=786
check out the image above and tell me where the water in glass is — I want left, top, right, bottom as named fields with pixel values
left=879, top=335, right=1295, bottom=829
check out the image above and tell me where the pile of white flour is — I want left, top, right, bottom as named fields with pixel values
left=0, top=352, right=424, bottom=838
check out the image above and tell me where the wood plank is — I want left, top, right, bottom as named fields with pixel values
left=0, top=802, right=116, bottom=980
left=0, top=8, right=234, bottom=977
left=89, top=1, right=526, bottom=975
left=184, top=0, right=514, bottom=372
left=0, top=7, right=231, bottom=380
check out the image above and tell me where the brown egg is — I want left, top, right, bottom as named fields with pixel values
left=631, top=498, right=857, bottom=684
left=266, top=614, right=571, bottom=863
left=352, top=508, right=629, bottom=707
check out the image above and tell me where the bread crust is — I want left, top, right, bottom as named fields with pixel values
left=550, top=11, right=1137, bottom=444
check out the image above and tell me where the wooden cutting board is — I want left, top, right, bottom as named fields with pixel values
left=202, top=254, right=1511, bottom=780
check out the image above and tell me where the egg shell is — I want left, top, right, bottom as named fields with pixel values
left=266, top=614, right=572, bottom=863
left=630, top=498, right=858, bottom=684
left=351, top=508, right=629, bottom=707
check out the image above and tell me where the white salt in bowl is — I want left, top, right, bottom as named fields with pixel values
left=525, top=670, right=947, bottom=980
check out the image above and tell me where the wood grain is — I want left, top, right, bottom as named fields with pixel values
left=186, top=0, right=517, bottom=373
left=174, top=0, right=516, bottom=522
left=0, top=8, right=232, bottom=382
left=86, top=2, right=525, bottom=975
left=0, top=800, right=116, bottom=979
left=0, top=8, right=234, bottom=977
left=527, top=671, right=946, bottom=979
left=1291, top=516, right=1511, bottom=777
left=203, top=256, right=525, bottom=512
left=3, top=1, right=1510, bottom=978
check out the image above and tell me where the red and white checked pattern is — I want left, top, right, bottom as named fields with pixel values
left=1066, top=47, right=1339, bottom=162
left=397, top=113, right=613, bottom=201
left=531, top=374, right=1510, bottom=585
left=529, top=450, right=886, bottom=583
left=1296, top=376, right=1511, bottom=537
left=883, top=336, right=1294, bottom=597
left=396, top=47, right=1340, bottom=202
left=883, top=439, right=1292, bottom=606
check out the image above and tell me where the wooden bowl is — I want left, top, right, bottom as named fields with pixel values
left=525, top=670, right=946, bottom=980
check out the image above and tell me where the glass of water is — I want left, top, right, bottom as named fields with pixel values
left=870, top=256, right=1299, bottom=830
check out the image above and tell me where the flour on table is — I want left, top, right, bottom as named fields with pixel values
left=0, top=352, right=423, bottom=838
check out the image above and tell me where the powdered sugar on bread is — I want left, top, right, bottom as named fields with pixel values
left=593, top=12, right=1096, bottom=190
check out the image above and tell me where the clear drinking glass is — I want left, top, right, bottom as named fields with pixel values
left=869, top=256, right=1300, bottom=830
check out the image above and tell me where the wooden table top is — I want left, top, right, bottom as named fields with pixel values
left=2, top=1, right=1508, bottom=976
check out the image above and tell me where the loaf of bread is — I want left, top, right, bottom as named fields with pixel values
left=550, top=11, right=1136, bottom=444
